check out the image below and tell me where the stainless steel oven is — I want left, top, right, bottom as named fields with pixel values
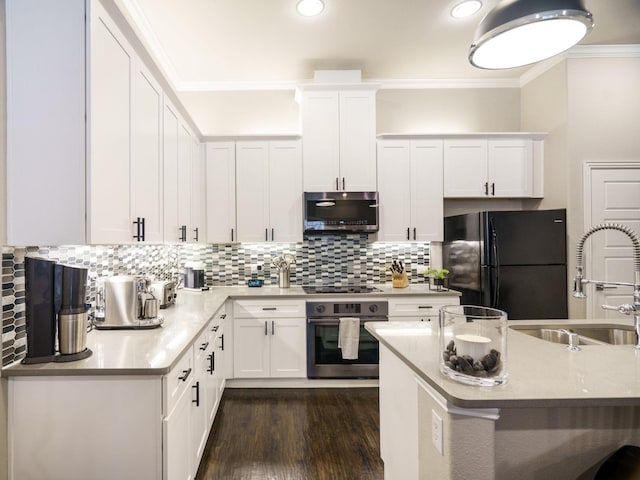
left=306, top=300, right=388, bottom=379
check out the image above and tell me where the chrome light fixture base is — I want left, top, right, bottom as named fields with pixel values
left=469, top=0, right=593, bottom=69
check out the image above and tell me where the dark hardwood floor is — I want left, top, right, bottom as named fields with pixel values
left=195, top=388, right=384, bottom=480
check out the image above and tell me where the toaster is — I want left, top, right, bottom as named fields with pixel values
left=150, top=280, right=177, bottom=309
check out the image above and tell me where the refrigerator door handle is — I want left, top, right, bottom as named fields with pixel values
left=490, top=218, right=500, bottom=308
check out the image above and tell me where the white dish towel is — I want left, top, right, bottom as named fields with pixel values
left=338, top=317, right=360, bottom=360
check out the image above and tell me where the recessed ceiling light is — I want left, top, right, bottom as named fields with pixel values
left=297, top=0, right=324, bottom=17
left=451, top=0, right=482, bottom=19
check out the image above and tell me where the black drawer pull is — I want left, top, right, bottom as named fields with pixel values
left=200, top=342, right=209, bottom=351
left=178, top=367, right=192, bottom=382
left=192, top=381, right=200, bottom=406
left=262, top=307, right=277, bottom=311
left=418, top=305, right=433, bottom=309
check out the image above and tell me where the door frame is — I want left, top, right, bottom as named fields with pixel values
left=583, top=162, right=640, bottom=318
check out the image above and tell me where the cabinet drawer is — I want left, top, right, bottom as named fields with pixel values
left=193, top=324, right=212, bottom=363
left=233, top=299, right=305, bottom=318
left=164, top=349, right=194, bottom=416
left=388, top=297, right=458, bottom=317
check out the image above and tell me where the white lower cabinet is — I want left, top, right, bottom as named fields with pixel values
left=233, top=299, right=306, bottom=378
left=388, top=295, right=459, bottom=322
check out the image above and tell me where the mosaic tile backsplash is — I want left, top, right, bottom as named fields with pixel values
left=2, top=235, right=430, bottom=366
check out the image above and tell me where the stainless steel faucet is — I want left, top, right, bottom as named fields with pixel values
left=573, top=223, right=640, bottom=348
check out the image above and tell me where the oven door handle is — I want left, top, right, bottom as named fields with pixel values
left=307, top=317, right=388, bottom=324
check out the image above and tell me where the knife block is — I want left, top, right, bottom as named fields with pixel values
left=392, top=271, right=409, bottom=288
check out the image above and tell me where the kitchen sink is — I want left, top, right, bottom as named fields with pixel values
left=510, top=324, right=637, bottom=346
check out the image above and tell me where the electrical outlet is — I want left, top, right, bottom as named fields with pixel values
left=416, top=265, right=428, bottom=275
left=432, top=410, right=443, bottom=455
left=250, top=263, right=263, bottom=274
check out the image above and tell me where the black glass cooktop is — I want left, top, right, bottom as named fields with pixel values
left=302, top=285, right=382, bottom=294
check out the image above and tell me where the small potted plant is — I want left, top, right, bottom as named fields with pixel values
left=425, top=268, right=450, bottom=291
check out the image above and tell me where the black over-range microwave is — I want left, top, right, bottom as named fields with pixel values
left=303, top=191, right=379, bottom=233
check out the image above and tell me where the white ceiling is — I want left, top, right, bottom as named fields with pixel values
left=117, top=0, right=640, bottom=92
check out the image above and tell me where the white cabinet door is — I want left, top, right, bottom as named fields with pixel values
left=377, top=141, right=412, bottom=242
left=164, top=386, right=193, bottom=480
left=269, top=317, right=307, bottom=377
left=339, top=90, right=377, bottom=191
left=206, top=142, right=237, bottom=243
left=163, top=101, right=181, bottom=242
left=301, top=91, right=341, bottom=191
left=411, top=140, right=443, bottom=242
left=233, top=318, right=270, bottom=378
left=269, top=141, right=303, bottom=242
left=190, top=340, right=208, bottom=475
left=191, top=141, right=206, bottom=243
left=178, top=124, right=193, bottom=242
left=88, top=2, right=133, bottom=244
left=443, top=139, right=488, bottom=197
left=377, top=140, right=443, bottom=242
left=131, top=61, right=163, bottom=243
left=236, top=142, right=270, bottom=242
left=488, top=139, right=532, bottom=197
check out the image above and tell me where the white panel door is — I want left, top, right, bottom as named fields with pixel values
left=488, top=139, right=532, bottom=197
left=377, top=141, right=412, bottom=242
left=178, top=124, right=193, bottom=242
left=269, top=141, right=303, bottom=242
left=131, top=62, right=163, bottom=243
left=88, top=3, right=133, bottom=244
left=411, top=140, right=444, bottom=242
left=206, top=142, right=237, bottom=243
left=301, top=91, right=340, bottom=191
left=236, top=142, right=269, bottom=242
left=163, top=101, right=180, bottom=242
left=233, top=318, right=270, bottom=378
left=443, top=140, right=488, bottom=197
left=339, top=90, right=377, bottom=191
left=269, top=318, right=307, bottom=378
left=586, top=164, right=640, bottom=319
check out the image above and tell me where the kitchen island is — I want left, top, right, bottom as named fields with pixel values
left=366, top=320, right=640, bottom=480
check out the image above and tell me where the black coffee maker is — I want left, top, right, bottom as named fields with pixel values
left=23, top=257, right=92, bottom=364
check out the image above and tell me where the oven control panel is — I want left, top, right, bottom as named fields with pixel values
left=306, top=301, right=388, bottom=318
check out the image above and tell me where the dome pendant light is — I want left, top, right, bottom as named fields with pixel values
left=469, top=0, right=594, bottom=69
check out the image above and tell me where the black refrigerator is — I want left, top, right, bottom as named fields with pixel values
left=443, top=209, right=568, bottom=320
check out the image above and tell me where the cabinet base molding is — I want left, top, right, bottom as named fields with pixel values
left=226, top=378, right=379, bottom=389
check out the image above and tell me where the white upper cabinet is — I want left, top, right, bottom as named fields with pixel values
left=377, top=140, right=444, bottom=242
left=205, top=142, right=237, bottom=243
left=163, top=101, right=181, bottom=243
left=6, top=0, right=179, bottom=245
left=191, top=141, right=206, bottom=243
left=131, top=62, right=164, bottom=243
left=300, top=88, right=377, bottom=192
left=235, top=140, right=303, bottom=243
left=443, top=137, right=539, bottom=198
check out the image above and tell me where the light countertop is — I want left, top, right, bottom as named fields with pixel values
left=366, top=319, right=640, bottom=409
left=3, top=284, right=459, bottom=377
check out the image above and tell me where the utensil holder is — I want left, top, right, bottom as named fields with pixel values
left=278, top=268, right=290, bottom=288
left=439, top=305, right=508, bottom=386
left=392, top=271, right=409, bottom=288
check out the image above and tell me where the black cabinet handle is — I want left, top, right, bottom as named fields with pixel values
left=231, top=228, right=234, bottom=242
left=262, top=307, right=277, bottom=311
left=141, top=217, right=145, bottom=241
left=491, top=182, right=495, bottom=196
left=271, top=228, right=274, bottom=241
left=418, top=305, right=433, bottom=309
left=220, top=314, right=227, bottom=320
left=193, top=227, right=199, bottom=242
left=179, top=225, right=187, bottom=242
left=264, top=321, right=268, bottom=336
left=265, top=228, right=268, bottom=241
left=271, top=320, right=275, bottom=335
left=220, top=334, right=224, bottom=351
left=413, top=227, right=417, bottom=240
left=407, top=227, right=410, bottom=240
left=484, top=182, right=489, bottom=195
left=342, top=177, right=345, bottom=190
left=207, top=353, right=215, bottom=374
left=200, top=342, right=209, bottom=351
left=133, top=217, right=143, bottom=241
left=211, top=325, right=219, bottom=332
left=335, top=177, right=339, bottom=190
left=192, top=381, right=200, bottom=406
left=178, top=367, right=192, bottom=382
